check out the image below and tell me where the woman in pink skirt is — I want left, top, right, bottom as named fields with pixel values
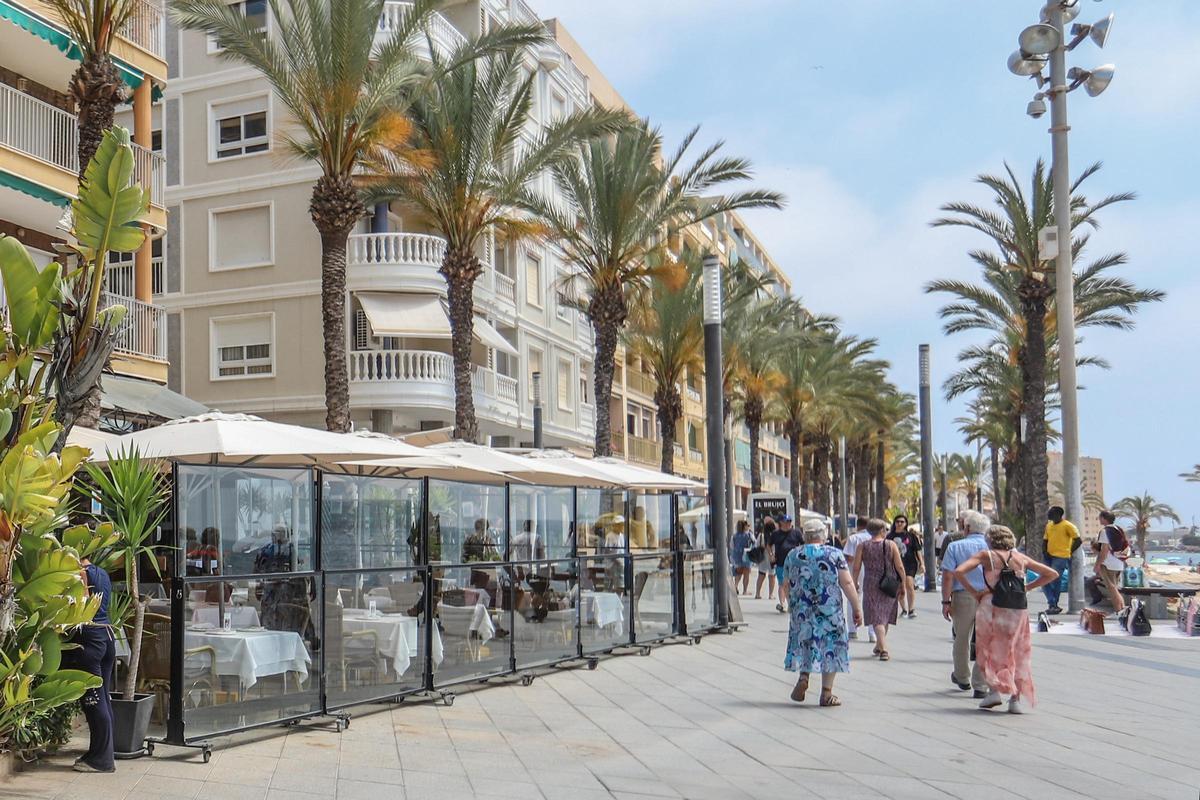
left=951, top=525, right=1060, bottom=714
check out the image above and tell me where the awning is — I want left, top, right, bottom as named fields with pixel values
left=0, top=169, right=70, bottom=206
left=357, top=292, right=518, bottom=355
left=101, top=374, right=209, bottom=421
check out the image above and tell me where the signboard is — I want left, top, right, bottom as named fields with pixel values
left=748, top=492, right=793, bottom=533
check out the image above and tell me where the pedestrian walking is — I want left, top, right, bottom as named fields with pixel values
left=850, top=518, right=904, bottom=661
left=1042, top=506, right=1079, bottom=615
left=940, top=510, right=991, bottom=697
left=70, top=557, right=116, bottom=773
left=842, top=515, right=872, bottom=640
left=769, top=515, right=800, bottom=612
left=730, top=519, right=753, bottom=596
left=951, top=525, right=1059, bottom=713
left=934, top=523, right=949, bottom=568
left=887, top=515, right=923, bottom=618
left=782, top=520, right=863, bottom=707
left=1092, top=510, right=1128, bottom=613
left=752, top=521, right=775, bottom=600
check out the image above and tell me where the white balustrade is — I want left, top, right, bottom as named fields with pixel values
left=119, top=0, right=165, bottom=57
left=494, top=272, right=516, bottom=305
left=349, top=349, right=453, bottom=384
left=496, top=374, right=518, bottom=406
left=132, top=142, right=165, bottom=207
left=99, top=291, right=167, bottom=362
left=377, top=1, right=467, bottom=55
left=347, top=232, right=447, bottom=268
left=0, top=82, right=78, bottom=173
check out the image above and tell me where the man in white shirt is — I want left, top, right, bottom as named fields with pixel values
left=842, top=514, right=873, bottom=641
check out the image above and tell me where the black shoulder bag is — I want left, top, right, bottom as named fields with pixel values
left=877, top=541, right=901, bottom=598
left=987, top=551, right=1027, bottom=610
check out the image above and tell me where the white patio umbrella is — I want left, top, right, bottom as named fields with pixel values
left=518, top=450, right=703, bottom=490
left=429, top=442, right=613, bottom=487
left=95, top=412, right=436, bottom=466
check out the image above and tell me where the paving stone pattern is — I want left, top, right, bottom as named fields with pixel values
left=3, top=591, right=1198, bottom=799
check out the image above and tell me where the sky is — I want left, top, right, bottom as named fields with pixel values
left=537, top=0, right=1200, bottom=528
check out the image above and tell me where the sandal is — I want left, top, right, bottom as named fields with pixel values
left=878, top=651, right=890, bottom=661
left=791, top=674, right=809, bottom=702
left=819, top=689, right=841, bottom=707
left=872, top=646, right=881, bottom=656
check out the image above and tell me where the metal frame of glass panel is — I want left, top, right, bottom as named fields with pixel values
left=676, top=492, right=717, bottom=636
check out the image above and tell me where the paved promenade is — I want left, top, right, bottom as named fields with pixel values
left=4, top=590, right=1199, bottom=800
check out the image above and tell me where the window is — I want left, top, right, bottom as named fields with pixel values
left=211, top=95, right=269, bottom=160
left=528, top=348, right=543, bottom=401
left=626, top=411, right=635, bottom=436
left=208, top=0, right=266, bottom=52
left=209, top=202, right=273, bottom=270
left=556, top=359, right=571, bottom=411
left=579, top=364, right=590, bottom=405
left=688, top=423, right=700, bottom=451
left=554, top=270, right=569, bottom=320
left=211, top=313, right=273, bottom=380
left=151, top=129, right=162, bottom=153
left=524, top=253, right=542, bottom=307
left=550, top=91, right=566, bottom=122
left=641, top=408, right=654, bottom=440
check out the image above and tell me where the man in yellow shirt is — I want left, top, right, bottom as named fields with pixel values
left=1042, top=506, right=1080, bottom=614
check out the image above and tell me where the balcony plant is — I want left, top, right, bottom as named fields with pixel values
left=84, top=446, right=167, bottom=757
left=0, top=235, right=119, bottom=764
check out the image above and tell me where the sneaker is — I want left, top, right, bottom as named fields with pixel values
left=1008, top=698, right=1026, bottom=714
left=775, top=603, right=784, bottom=613
left=978, top=691, right=1003, bottom=709
left=972, top=689, right=987, bottom=699
left=952, top=673, right=970, bottom=691
left=848, top=631, right=858, bottom=640
left=73, top=761, right=115, bottom=774
left=908, top=610, right=917, bottom=619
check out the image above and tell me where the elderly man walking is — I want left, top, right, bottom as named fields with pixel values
left=941, top=511, right=991, bottom=698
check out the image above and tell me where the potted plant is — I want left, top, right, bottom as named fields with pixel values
left=85, top=445, right=168, bottom=758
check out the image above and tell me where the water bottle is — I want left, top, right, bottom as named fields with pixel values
left=368, top=599, right=378, bottom=617
left=222, top=610, right=232, bottom=631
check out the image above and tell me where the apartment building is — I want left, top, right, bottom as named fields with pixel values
left=1047, top=451, right=1106, bottom=539
left=161, top=0, right=601, bottom=449
left=0, top=0, right=173, bottom=422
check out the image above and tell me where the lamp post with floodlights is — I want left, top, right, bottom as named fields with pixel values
left=702, top=254, right=729, bottom=628
left=1009, top=0, right=1115, bottom=613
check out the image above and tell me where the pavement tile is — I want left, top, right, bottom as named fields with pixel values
left=336, top=778, right=408, bottom=800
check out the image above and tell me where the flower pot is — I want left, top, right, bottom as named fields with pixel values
left=0, top=749, right=16, bottom=778
left=111, top=693, right=156, bottom=759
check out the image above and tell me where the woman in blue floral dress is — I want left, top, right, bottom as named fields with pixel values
left=782, top=521, right=863, bottom=707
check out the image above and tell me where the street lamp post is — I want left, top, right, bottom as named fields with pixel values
left=1010, top=0, right=1115, bottom=612
left=919, top=345, right=937, bottom=592
left=702, top=254, right=729, bottom=628
left=532, top=371, right=543, bottom=450
left=838, top=436, right=849, bottom=546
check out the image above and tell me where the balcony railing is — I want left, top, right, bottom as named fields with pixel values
left=688, top=449, right=704, bottom=464
left=471, top=367, right=518, bottom=408
left=494, top=271, right=516, bottom=305
left=350, top=349, right=452, bottom=384
left=99, top=291, right=166, bottom=362
left=348, top=232, right=446, bottom=268
left=131, top=142, right=164, bottom=208
left=119, top=0, right=166, bottom=58
left=626, top=370, right=656, bottom=397
left=0, top=82, right=77, bottom=172
left=627, top=434, right=661, bottom=466
left=580, top=401, right=594, bottom=432
left=377, top=1, right=467, bottom=55
left=105, top=256, right=164, bottom=298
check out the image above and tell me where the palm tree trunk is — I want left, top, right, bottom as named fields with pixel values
left=938, top=471, right=948, bottom=529
left=990, top=444, right=1003, bottom=519
left=787, top=418, right=802, bottom=513
left=589, top=285, right=626, bottom=457
left=874, top=439, right=887, bottom=517
left=746, top=400, right=763, bottom=495
left=813, top=437, right=831, bottom=517
left=1018, top=281, right=1052, bottom=558
left=71, top=55, right=123, bottom=180
left=655, top=384, right=682, bottom=475
left=804, top=438, right=817, bottom=510
left=311, top=175, right=364, bottom=433
left=1136, top=526, right=1147, bottom=561
left=441, top=246, right=483, bottom=442
left=854, top=442, right=871, bottom=517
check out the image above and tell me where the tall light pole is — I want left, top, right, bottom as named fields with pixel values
left=838, top=436, right=849, bottom=546
left=918, top=345, right=936, bottom=592
left=702, top=254, right=729, bottom=627
left=1010, top=0, right=1115, bottom=612
left=532, top=371, right=543, bottom=449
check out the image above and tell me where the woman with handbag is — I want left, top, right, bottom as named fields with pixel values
left=851, top=518, right=905, bottom=660
left=729, top=520, right=754, bottom=596
left=951, top=525, right=1060, bottom=713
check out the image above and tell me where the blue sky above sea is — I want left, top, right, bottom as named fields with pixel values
left=537, top=0, right=1200, bottom=527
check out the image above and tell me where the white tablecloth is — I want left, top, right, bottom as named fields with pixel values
left=341, top=610, right=444, bottom=678
left=192, top=606, right=260, bottom=628
left=581, top=591, right=625, bottom=634
left=183, top=629, right=310, bottom=689
left=438, top=603, right=496, bottom=644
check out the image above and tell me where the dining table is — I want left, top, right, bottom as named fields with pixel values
left=183, top=627, right=310, bottom=690
left=580, top=590, right=626, bottom=634
left=340, top=609, right=444, bottom=678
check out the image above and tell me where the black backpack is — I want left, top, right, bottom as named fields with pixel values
left=1129, top=599, right=1152, bottom=637
left=987, top=551, right=1027, bottom=610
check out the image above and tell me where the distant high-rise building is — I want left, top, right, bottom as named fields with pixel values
left=1047, top=452, right=1105, bottom=540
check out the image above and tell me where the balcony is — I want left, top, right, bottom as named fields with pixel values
left=627, top=434, right=661, bottom=467
left=348, top=348, right=519, bottom=419
left=376, top=1, right=467, bottom=57
left=493, top=271, right=516, bottom=307
left=118, top=0, right=165, bottom=58
left=625, top=369, right=656, bottom=398
left=346, top=231, right=446, bottom=293
left=688, top=449, right=704, bottom=464
left=0, top=82, right=165, bottom=221
left=99, top=291, right=166, bottom=362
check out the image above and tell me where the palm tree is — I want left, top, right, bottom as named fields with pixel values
left=172, top=0, right=510, bottom=432
left=731, top=298, right=798, bottom=495
left=951, top=452, right=984, bottom=510
left=1113, top=493, right=1180, bottom=560
left=49, top=0, right=137, bottom=175
left=373, top=35, right=625, bottom=440
left=536, top=122, right=783, bottom=456
left=930, top=160, right=1158, bottom=553
left=623, top=252, right=703, bottom=474
left=1180, top=465, right=1200, bottom=483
